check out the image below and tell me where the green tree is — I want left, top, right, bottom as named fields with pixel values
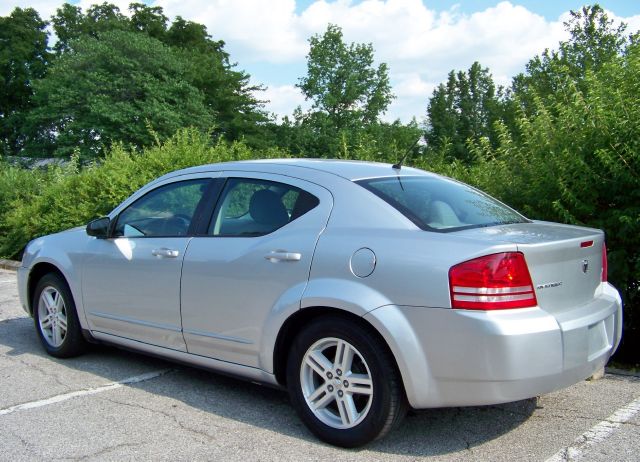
left=167, top=18, right=269, bottom=147
left=0, top=8, right=50, bottom=155
left=299, top=24, right=393, bottom=128
left=425, top=62, right=503, bottom=163
left=512, top=5, right=627, bottom=109
left=129, top=3, right=168, bottom=39
left=292, top=24, right=395, bottom=157
left=51, top=2, right=129, bottom=55
left=25, top=30, right=213, bottom=158
left=48, top=2, right=268, bottom=150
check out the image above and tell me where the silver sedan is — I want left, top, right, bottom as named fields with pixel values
left=17, top=160, right=622, bottom=447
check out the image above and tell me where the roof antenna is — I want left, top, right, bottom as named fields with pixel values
left=392, top=135, right=426, bottom=170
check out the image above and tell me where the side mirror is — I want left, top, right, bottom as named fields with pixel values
left=86, top=217, right=111, bottom=238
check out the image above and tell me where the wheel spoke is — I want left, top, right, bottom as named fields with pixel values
left=305, top=350, right=333, bottom=377
left=52, top=324, right=61, bottom=346
left=311, top=388, right=335, bottom=411
left=337, top=394, right=359, bottom=426
left=43, top=291, right=56, bottom=312
left=347, top=373, right=373, bottom=395
left=334, top=340, right=355, bottom=372
left=54, top=291, right=64, bottom=311
left=40, top=315, right=52, bottom=329
left=57, top=313, right=67, bottom=332
left=307, top=383, right=328, bottom=402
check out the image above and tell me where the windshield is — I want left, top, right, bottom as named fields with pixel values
left=356, top=176, right=529, bottom=232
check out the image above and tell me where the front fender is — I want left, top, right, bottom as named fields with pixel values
left=22, top=231, right=89, bottom=328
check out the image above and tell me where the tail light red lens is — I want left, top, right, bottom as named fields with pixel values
left=602, top=244, right=608, bottom=282
left=449, top=252, right=537, bottom=310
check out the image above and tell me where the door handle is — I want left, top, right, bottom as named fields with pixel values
left=264, top=250, right=302, bottom=262
left=152, top=248, right=180, bottom=258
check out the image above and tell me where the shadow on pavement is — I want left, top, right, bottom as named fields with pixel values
left=0, top=315, right=536, bottom=456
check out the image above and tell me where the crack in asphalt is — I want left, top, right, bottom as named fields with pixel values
left=15, top=357, right=71, bottom=390
left=7, top=428, right=44, bottom=460
left=100, top=395, right=224, bottom=443
left=56, top=441, right=146, bottom=461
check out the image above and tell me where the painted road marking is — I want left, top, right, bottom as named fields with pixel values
left=545, top=395, right=640, bottom=461
left=0, top=369, right=172, bottom=417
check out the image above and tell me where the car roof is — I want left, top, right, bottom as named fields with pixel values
left=164, top=159, right=434, bottom=182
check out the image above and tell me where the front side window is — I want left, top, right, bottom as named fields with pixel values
left=357, top=176, right=528, bottom=232
left=114, top=179, right=210, bottom=237
left=209, top=178, right=319, bottom=236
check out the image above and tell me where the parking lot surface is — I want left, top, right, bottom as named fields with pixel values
left=1, top=269, right=638, bottom=461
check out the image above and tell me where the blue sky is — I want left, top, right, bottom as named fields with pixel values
left=294, top=1, right=640, bottom=19
left=2, top=1, right=640, bottom=121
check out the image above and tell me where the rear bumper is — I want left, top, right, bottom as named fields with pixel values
left=364, top=283, right=622, bottom=409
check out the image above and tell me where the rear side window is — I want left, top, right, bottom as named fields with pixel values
left=209, top=178, right=319, bottom=236
left=356, top=176, right=528, bottom=232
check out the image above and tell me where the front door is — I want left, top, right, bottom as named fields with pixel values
left=180, top=173, right=333, bottom=366
left=82, top=177, right=212, bottom=350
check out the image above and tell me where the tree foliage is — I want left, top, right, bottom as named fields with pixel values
left=0, top=7, right=50, bottom=155
left=2, top=2, right=267, bottom=157
left=25, top=30, right=214, bottom=158
left=425, top=62, right=504, bottom=163
left=299, top=24, right=393, bottom=129
left=285, top=24, right=406, bottom=158
left=433, top=5, right=640, bottom=360
left=512, top=4, right=628, bottom=109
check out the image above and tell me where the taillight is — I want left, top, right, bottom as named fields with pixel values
left=602, top=244, right=608, bottom=282
left=449, top=252, right=537, bottom=310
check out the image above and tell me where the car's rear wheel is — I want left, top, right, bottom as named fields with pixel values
left=33, top=273, right=86, bottom=358
left=286, top=316, right=406, bottom=447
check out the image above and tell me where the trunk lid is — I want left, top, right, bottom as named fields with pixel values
left=456, top=221, right=604, bottom=314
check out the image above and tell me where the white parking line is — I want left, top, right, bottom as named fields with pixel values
left=545, top=395, right=640, bottom=461
left=0, top=369, right=172, bottom=417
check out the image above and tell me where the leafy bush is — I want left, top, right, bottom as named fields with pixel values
left=0, top=129, right=288, bottom=258
left=0, top=162, right=49, bottom=250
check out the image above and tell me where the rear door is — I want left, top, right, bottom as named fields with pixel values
left=180, top=172, right=333, bottom=367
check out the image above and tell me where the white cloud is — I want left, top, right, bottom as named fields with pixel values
left=156, top=0, right=307, bottom=62
left=0, top=0, right=62, bottom=19
left=259, top=84, right=308, bottom=121
left=151, top=0, right=575, bottom=120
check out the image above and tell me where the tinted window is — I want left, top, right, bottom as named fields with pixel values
left=357, top=176, right=528, bottom=232
left=209, top=178, right=319, bottom=236
left=114, top=179, right=210, bottom=237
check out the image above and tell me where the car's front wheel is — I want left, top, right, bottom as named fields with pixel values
left=286, top=316, right=406, bottom=447
left=33, top=273, right=87, bottom=358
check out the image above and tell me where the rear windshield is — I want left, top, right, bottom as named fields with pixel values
left=356, top=176, right=529, bottom=232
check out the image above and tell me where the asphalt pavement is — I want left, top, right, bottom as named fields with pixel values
left=0, top=269, right=638, bottom=461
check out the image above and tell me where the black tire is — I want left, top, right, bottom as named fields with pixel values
left=286, top=316, right=406, bottom=447
left=32, top=273, right=87, bottom=358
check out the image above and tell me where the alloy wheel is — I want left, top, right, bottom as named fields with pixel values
left=300, top=337, right=374, bottom=429
left=37, top=286, right=68, bottom=348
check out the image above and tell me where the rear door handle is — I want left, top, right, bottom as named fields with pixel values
left=264, top=250, right=302, bottom=262
left=152, top=248, right=180, bottom=258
